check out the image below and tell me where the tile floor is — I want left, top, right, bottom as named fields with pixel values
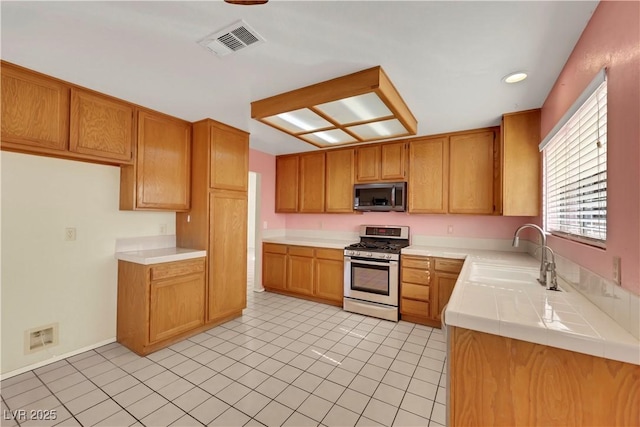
left=1, top=252, right=447, bottom=427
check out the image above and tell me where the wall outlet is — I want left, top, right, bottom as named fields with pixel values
left=263, top=221, right=268, bottom=229
left=159, top=224, right=168, bottom=235
left=613, top=256, right=621, bottom=285
left=64, top=227, right=76, bottom=241
left=25, top=323, right=59, bottom=354
left=447, top=225, right=454, bottom=234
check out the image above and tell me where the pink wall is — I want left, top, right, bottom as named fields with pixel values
left=541, top=1, right=640, bottom=295
left=249, top=148, right=286, bottom=230
left=285, top=213, right=530, bottom=239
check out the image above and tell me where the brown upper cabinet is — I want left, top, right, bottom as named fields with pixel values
left=1, top=61, right=135, bottom=165
left=209, top=121, right=249, bottom=192
left=449, top=130, right=496, bottom=214
left=500, top=109, right=541, bottom=216
left=408, top=136, right=449, bottom=214
left=70, top=88, right=134, bottom=162
left=299, top=152, right=326, bottom=213
left=275, top=155, right=299, bottom=213
left=325, top=148, right=355, bottom=213
left=1, top=62, right=70, bottom=152
left=120, top=110, right=191, bottom=211
left=355, top=141, right=407, bottom=182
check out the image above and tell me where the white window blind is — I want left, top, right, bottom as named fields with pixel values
left=543, top=75, right=607, bottom=247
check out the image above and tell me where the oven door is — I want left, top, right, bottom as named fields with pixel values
left=344, top=256, right=399, bottom=306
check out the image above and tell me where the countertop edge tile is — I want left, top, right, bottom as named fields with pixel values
left=115, top=248, right=207, bottom=265
left=262, top=237, right=357, bottom=250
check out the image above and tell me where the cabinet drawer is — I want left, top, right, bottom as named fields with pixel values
left=401, top=298, right=429, bottom=317
left=402, top=282, right=429, bottom=301
left=435, top=258, right=464, bottom=273
left=151, top=258, right=205, bottom=281
left=288, top=246, right=314, bottom=257
left=264, top=243, right=287, bottom=254
left=402, top=256, right=431, bottom=269
left=316, top=248, right=343, bottom=261
left=402, top=267, right=430, bottom=285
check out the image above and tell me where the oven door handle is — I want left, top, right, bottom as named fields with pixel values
left=345, top=257, right=395, bottom=266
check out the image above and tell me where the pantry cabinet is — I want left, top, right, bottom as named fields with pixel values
left=408, top=136, right=449, bottom=213
left=120, top=110, right=191, bottom=211
left=117, top=258, right=205, bottom=355
left=500, top=109, right=541, bottom=216
left=262, top=243, right=344, bottom=306
left=325, top=148, right=355, bottom=213
left=275, top=155, right=299, bottom=212
left=176, top=119, right=249, bottom=325
left=449, top=130, right=496, bottom=214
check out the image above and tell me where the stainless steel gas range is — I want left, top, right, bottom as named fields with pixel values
left=343, top=225, right=410, bottom=321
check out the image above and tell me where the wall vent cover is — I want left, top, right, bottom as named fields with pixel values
left=198, top=19, right=265, bottom=57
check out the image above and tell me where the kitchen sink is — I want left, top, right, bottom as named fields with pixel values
left=467, top=263, right=541, bottom=285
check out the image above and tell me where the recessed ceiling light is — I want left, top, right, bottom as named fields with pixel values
left=503, top=72, right=528, bottom=84
left=224, top=0, right=268, bottom=4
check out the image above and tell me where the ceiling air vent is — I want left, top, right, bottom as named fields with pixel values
left=198, top=19, right=265, bottom=57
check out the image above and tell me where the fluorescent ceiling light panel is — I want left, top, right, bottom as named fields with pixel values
left=315, top=93, right=392, bottom=124
left=302, top=129, right=356, bottom=145
left=348, top=119, right=408, bottom=139
left=263, top=108, right=331, bottom=133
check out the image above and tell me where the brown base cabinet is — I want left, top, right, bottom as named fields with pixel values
left=400, top=255, right=463, bottom=327
left=449, top=327, right=640, bottom=426
left=263, top=243, right=343, bottom=306
left=117, top=258, right=206, bottom=355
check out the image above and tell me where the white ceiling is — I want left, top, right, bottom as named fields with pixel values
left=1, top=1, right=598, bottom=155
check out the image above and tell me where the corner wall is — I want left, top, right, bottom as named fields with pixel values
left=540, top=0, right=640, bottom=295
left=1, top=152, right=175, bottom=375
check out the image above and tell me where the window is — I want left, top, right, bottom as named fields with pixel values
left=542, top=70, right=607, bottom=247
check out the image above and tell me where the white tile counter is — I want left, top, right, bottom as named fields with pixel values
left=115, top=247, right=206, bottom=265
left=403, top=245, right=640, bottom=365
left=262, top=236, right=357, bottom=250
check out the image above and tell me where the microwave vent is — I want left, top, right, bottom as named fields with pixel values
left=198, top=19, right=265, bottom=57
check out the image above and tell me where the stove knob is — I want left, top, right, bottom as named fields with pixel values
left=366, top=252, right=373, bottom=257
left=386, top=254, right=392, bottom=260
left=354, top=251, right=361, bottom=256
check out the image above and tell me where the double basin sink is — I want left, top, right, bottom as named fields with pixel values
left=467, top=262, right=565, bottom=291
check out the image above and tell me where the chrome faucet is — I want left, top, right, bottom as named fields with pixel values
left=536, top=245, right=559, bottom=291
left=512, top=223, right=547, bottom=286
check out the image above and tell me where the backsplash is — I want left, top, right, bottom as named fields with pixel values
left=115, top=235, right=176, bottom=252
left=554, top=253, right=640, bottom=340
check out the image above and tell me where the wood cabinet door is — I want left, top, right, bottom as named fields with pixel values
left=314, top=254, right=344, bottom=302
left=299, top=152, right=326, bottom=213
left=381, top=142, right=406, bottom=180
left=408, top=137, right=449, bottom=213
left=208, top=190, right=247, bottom=321
left=149, top=272, right=205, bottom=343
left=69, top=88, right=133, bottom=162
left=210, top=123, right=249, bottom=192
left=433, top=271, right=458, bottom=322
left=1, top=63, right=69, bottom=151
left=263, top=251, right=287, bottom=290
left=287, top=254, right=314, bottom=296
left=276, top=155, right=299, bottom=212
left=502, top=110, right=541, bottom=216
left=325, top=148, right=354, bottom=213
left=449, top=131, right=495, bottom=214
left=136, top=110, right=191, bottom=210
left=355, top=145, right=381, bottom=182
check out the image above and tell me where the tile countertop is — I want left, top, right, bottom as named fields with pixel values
left=403, top=245, right=640, bottom=365
left=115, top=247, right=206, bottom=265
left=262, top=236, right=357, bottom=250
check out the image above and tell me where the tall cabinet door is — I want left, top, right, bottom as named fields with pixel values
left=449, top=131, right=495, bottom=214
left=299, top=152, right=326, bottom=213
left=325, top=148, right=355, bottom=213
left=209, top=123, right=249, bottom=192
left=208, top=190, right=247, bottom=321
left=276, top=155, right=299, bottom=212
left=408, top=137, right=449, bottom=213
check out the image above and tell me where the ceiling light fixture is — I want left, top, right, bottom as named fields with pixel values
left=251, top=66, right=418, bottom=148
left=224, top=0, right=268, bottom=5
left=503, top=72, right=528, bottom=84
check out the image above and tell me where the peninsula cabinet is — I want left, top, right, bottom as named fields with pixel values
left=500, top=109, right=541, bottom=216
left=355, top=141, right=406, bottom=182
left=176, top=119, right=249, bottom=325
left=120, top=110, right=191, bottom=211
left=449, top=130, right=496, bottom=214
left=117, top=258, right=206, bottom=355
left=325, top=148, right=355, bottom=213
left=299, top=152, right=326, bottom=213
left=408, top=136, right=449, bottom=213
left=275, top=154, right=299, bottom=212
left=1, top=61, right=135, bottom=165
left=449, top=327, right=640, bottom=426
left=263, top=243, right=344, bottom=306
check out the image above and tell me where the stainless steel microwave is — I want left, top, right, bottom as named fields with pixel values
left=354, top=182, right=407, bottom=212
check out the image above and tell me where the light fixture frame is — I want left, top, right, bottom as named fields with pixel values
left=251, top=66, right=418, bottom=148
